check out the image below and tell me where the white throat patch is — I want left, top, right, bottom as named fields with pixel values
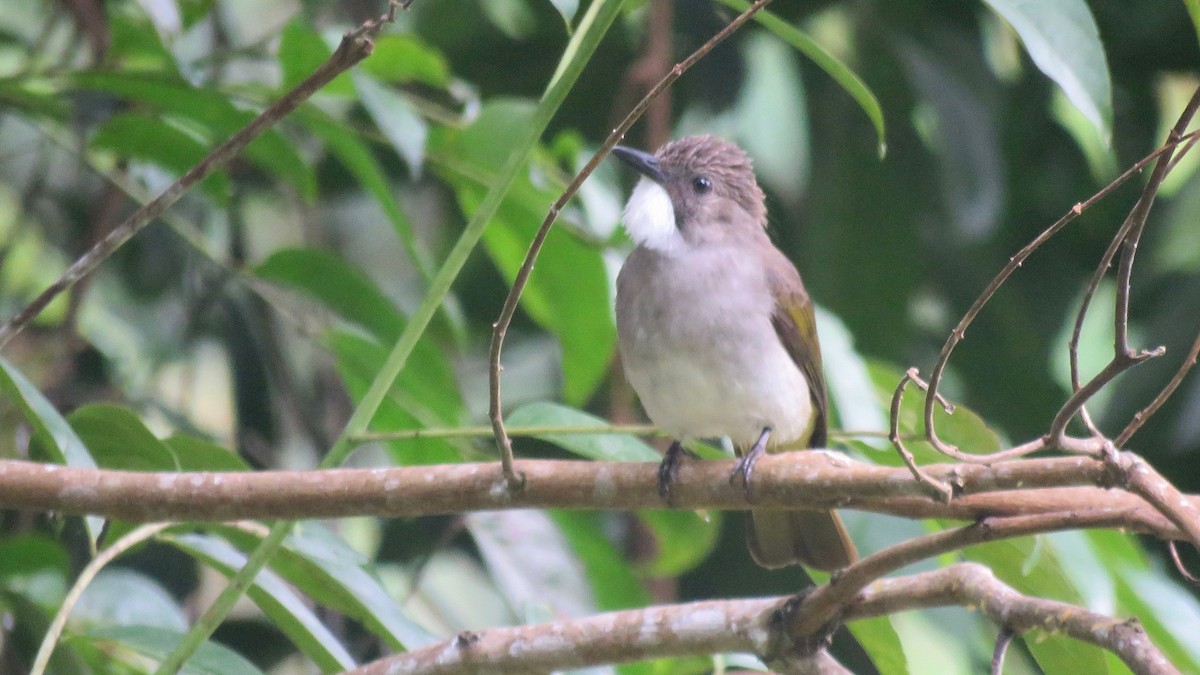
left=622, top=178, right=681, bottom=252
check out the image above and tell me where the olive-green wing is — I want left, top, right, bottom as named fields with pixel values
left=768, top=265, right=829, bottom=449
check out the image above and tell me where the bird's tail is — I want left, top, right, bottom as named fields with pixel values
left=746, top=508, right=858, bottom=571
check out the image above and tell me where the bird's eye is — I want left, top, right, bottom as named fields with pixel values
left=692, top=176, right=713, bottom=194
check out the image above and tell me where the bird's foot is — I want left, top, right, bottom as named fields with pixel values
left=730, top=427, right=772, bottom=502
left=658, top=440, right=699, bottom=505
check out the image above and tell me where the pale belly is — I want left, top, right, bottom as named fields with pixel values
left=616, top=252, right=814, bottom=448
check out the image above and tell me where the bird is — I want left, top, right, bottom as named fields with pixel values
left=611, top=135, right=858, bottom=570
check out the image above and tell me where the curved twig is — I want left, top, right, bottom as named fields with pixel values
left=922, top=129, right=1200, bottom=456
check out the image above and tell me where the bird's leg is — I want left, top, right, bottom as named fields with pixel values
left=730, top=426, right=771, bottom=501
left=658, top=440, right=699, bottom=505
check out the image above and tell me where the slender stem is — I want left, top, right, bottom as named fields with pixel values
left=921, top=130, right=1200, bottom=454
left=31, top=523, right=174, bottom=675
left=487, top=0, right=776, bottom=487
left=352, top=423, right=660, bottom=443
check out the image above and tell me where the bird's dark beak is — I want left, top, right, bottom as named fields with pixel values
left=612, top=145, right=666, bottom=184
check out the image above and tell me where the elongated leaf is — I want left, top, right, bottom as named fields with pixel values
left=1186, top=0, right=1200, bottom=50
left=982, top=0, right=1112, bottom=138
left=90, top=113, right=229, bottom=202
left=635, top=511, right=720, bottom=577
left=468, top=510, right=597, bottom=621
left=329, top=330, right=464, bottom=465
left=213, top=523, right=436, bottom=650
left=73, top=569, right=187, bottom=633
left=165, top=532, right=357, bottom=671
left=717, top=0, right=886, bottom=156
left=70, top=625, right=263, bottom=675
left=69, top=403, right=180, bottom=471
left=255, top=247, right=405, bottom=343
left=68, top=71, right=317, bottom=199
left=0, top=357, right=102, bottom=542
left=360, top=35, right=452, bottom=87
left=162, top=434, right=250, bottom=472
left=507, top=401, right=657, bottom=461
left=354, top=73, right=429, bottom=178
left=0, top=358, right=94, bottom=469
left=0, top=534, right=70, bottom=611
left=278, top=21, right=354, bottom=95
left=963, top=537, right=1107, bottom=673
left=297, top=108, right=431, bottom=282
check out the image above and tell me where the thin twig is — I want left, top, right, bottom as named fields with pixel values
left=991, top=627, right=1015, bottom=675
left=30, top=523, right=174, bottom=675
left=1115, top=325, right=1200, bottom=447
left=1167, top=540, right=1200, bottom=586
left=351, top=423, right=660, bottom=444
left=1052, top=90, right=1200, bottom=443
left=919, top=130, right=1200, bottom=456
left=0, top=4, right=394, bottom=350
left=487, top=0, right=776, bottom=489
left=887, top=368, right=953, bottom=500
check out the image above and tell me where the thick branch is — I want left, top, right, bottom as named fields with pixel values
left=844, top=564, right=1177, bottom=675
left=0, top=455, right=1185, bottom=539
left=348, top=597, right=785, bottom=675
left=347, top=562, right=1173, bottom=675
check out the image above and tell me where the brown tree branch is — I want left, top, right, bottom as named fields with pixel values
left=0, top=455, right=1186, bottom=539
left=343, top=562, right=1174, bottom=675
left=488, top=0, right=775, bottom=488
left=0, top=2, right=405, bottom=351
left=842, top=564, right=1178, bottom=675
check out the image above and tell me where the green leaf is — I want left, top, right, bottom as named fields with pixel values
left=68, top=72, right=317, bottom=199
left=547, top=512, right=650, bottom=611
left=716, top=0, right=886, bottom=156
left=354, top=73, right=429, bottom=178
left=329, top=330, right=465, bottom=465
left=278, top=21, right=354, bottom=95
left=1186, top=0, right=1200, bottom=50
left=547, top=0, right=580, bottom=28
left=73, top=569, right=188, bottom=633
left=255, top=247, right=405, bottom=343
left=71, top=625, right=263, bottom=675
left=0, top=534, right=70, bottom=612
left=869, top=362, right=1003, bottom=465
left=846, top=616, right=909, bottom=674
left=0, top=357, right=95, bottom=469
left=213, top=523, right=436, bottom=651
left=635, top=511, right=720, bottom=577
left=982, top=0, right=1112, bottom=138
left=468, top=510, right=599, bottom=622
left=165, top=533, right=357, bottom=671
left=298, top=109, right=432, bottom=282
left=507, top=401, right=658, bottom=460
left=434, top=99, right=616, bottom=404
left=0, top=357, right=104, bottom=545
left=91, top=113, right=228, bottom=202
left=361, top=35, right=451, bottom=88
left=963, top=536, right=1107, bottom=673
left=68, top=403, right=180, bottom=471
left=162, top=434, right=250, bottom=472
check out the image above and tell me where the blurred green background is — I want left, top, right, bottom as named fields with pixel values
left=1, top=0, right=1200, bottom=673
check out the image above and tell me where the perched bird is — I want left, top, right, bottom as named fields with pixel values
left=611, top=135, right=857, bottom=570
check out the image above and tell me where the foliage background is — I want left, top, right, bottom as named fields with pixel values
left=1, top=0, right=1200, bottom=673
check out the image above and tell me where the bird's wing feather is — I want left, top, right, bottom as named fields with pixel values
left=766, top=255, right=828, bottom=449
